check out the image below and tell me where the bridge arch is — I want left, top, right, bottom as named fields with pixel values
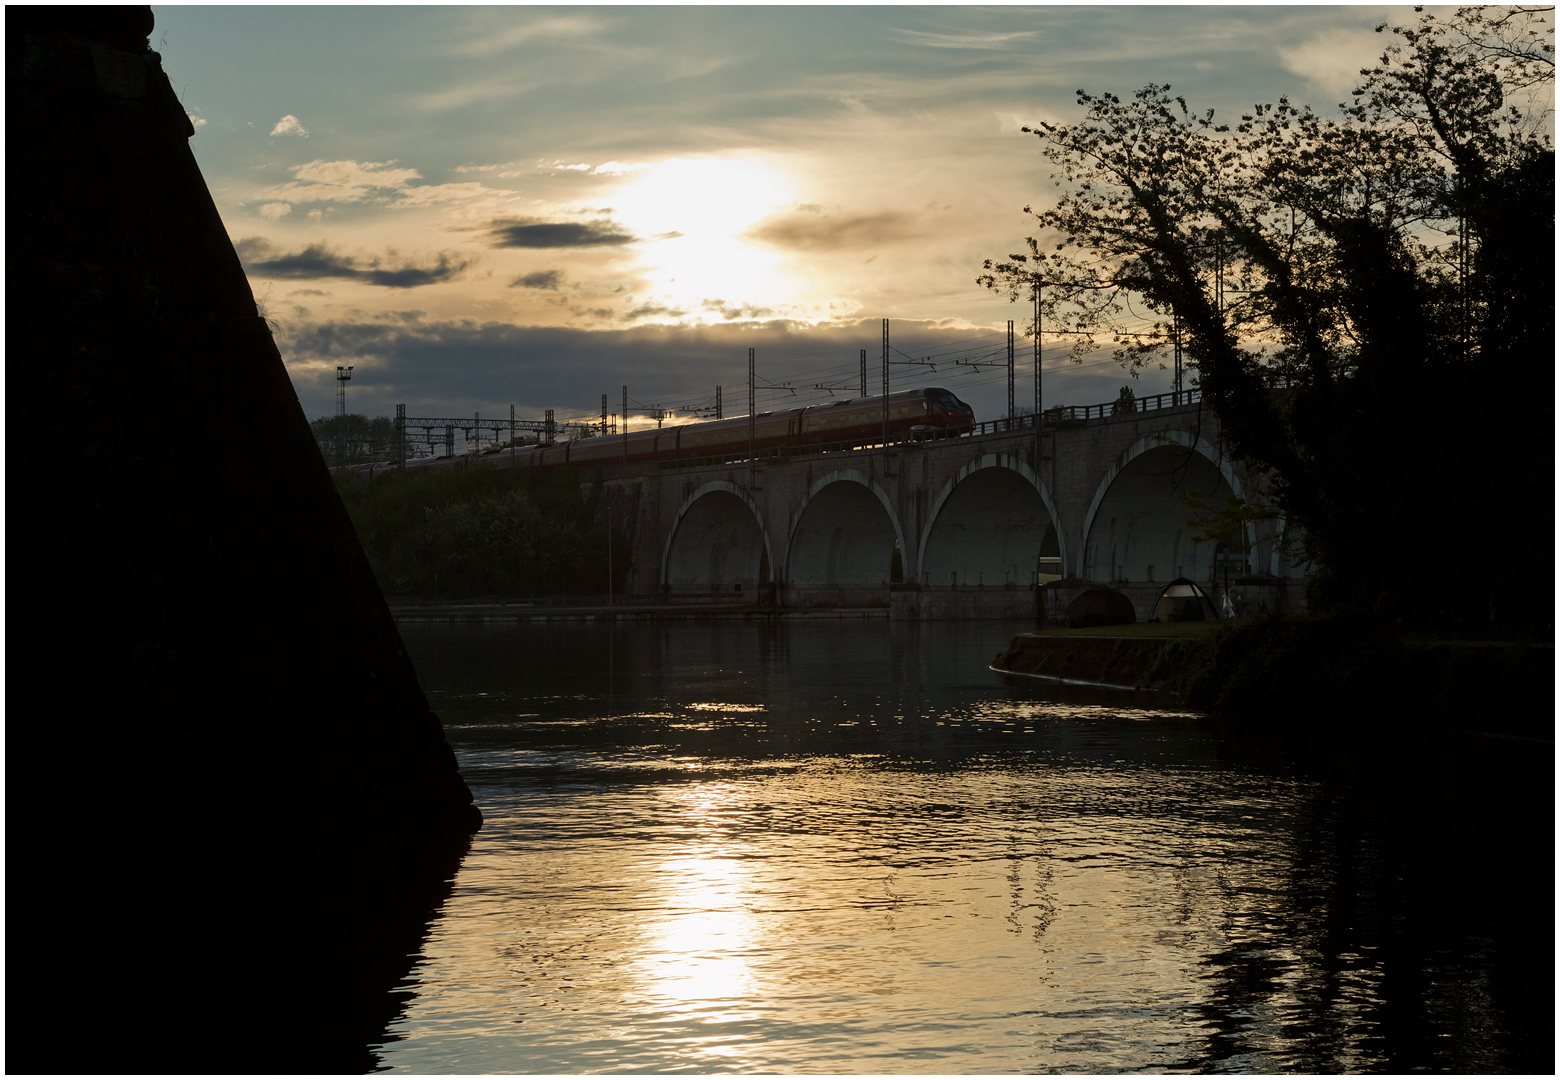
left=917, top=454, right=1064, bottom=588
left=1079, top=430, right=1246, bottom=583
left=661, top=480, right=773, bottom=590
left=784, top=470, right=905, bottom=585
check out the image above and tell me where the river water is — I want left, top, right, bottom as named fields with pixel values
left=375, top=619, right=1551, bottom=1074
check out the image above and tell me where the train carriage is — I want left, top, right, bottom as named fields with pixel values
left=354, top=387, right=974, bottom=478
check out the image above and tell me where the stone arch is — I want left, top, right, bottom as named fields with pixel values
left=1079, top=431, right=1246, bottom=583
left=661, top=480, right=772, bottom=589
left=917, top=454, right=1064, bottom=588
left=784, top=470, right=905, bottom=585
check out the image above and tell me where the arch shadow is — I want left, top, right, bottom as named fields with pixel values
left=784, top=469, right=906, bottom=585
left=1078, top=430, right=1247, bottom=581
left=661, top=480, right=773, bottom=587
left=916, top=454, right=1064, bottom=587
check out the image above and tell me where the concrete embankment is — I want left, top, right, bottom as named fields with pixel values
left=991, top=632, right=1213, bottom=695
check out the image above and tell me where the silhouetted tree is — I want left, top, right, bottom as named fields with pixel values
left=981, top=6, right=1553, bottom=631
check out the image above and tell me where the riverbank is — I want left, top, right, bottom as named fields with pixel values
left=388, top=599, right=889, bottom=622
left=991, top=630, right=1213, bottom=694
left=993, top=615, right=1554, bottom=744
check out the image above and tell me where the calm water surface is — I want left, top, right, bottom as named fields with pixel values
left=376, top=620, right=1551, bottom=1073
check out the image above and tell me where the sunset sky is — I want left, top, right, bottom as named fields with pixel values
left=155, top=5, right=1405, bottom=429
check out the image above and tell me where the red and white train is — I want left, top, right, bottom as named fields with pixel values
left=355, top=386, right=975, bottom=478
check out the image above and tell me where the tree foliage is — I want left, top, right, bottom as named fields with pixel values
left=310, top=413, right=401, bottom=466
left=981, top=6, right=1554, bottom=631
left=333, top=464, right=626, bottom=600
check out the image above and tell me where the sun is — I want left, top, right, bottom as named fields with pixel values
left=608, top=156, right=801, bottom=319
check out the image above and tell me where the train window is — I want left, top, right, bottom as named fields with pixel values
left=927, top=389, right=961, bottom=411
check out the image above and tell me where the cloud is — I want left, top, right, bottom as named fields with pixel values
left=453, top=163, right=503, bottom=173
left=256, top=159, right=507, bottom=211
left=269, top=114, right=309, bottom=137
left=450, top=15, right=600, bottom=57
left=888, top=29, right=1040, bottom=50
left=188, top=114, right=208, bottom=130
left=534, top=159, right=651, bottom=177
left=386, top=182, right=493, bottom=208
left=512, top=270, right=565, bottom=290
left=701, top=298, right=776, bottom=321
left=273, top=317, right=1148, bottom=426
left=591, top=161, right=652, bottom=176
left=236, top=237, right=470, bottom=288
left=1279, top=29, right=1387, bottom=96
left=258, top=202, right=292, bottom=220
left=259, top=159, right=422, bottom=205
left=744, top=210, right=919, bottom=252
left=620, top=302, right=688, bottom=322
left=487, top=219, right=637, bottom=248
left=296, top=159, right=419, bottom=187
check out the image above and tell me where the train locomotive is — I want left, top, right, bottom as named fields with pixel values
left=355, top=386, right=975, bottom=478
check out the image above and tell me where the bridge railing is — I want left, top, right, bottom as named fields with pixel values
left=966, top=389, right=1203, bottom=436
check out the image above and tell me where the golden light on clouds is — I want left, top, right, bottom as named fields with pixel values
left=608, top=156, right=802, bottom=322
left=160, top=4, right=1413, bottom=416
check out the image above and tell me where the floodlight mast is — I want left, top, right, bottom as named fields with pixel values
left=334, top=365, right=353, bottom=464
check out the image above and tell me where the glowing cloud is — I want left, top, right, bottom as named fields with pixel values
left=269, top=114, right=309, bottom=137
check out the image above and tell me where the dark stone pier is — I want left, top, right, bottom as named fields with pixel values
left=10, top=7, right=480, bottom=1071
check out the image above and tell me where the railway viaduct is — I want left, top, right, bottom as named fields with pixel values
left=591, top=391, right=1309, bottom=621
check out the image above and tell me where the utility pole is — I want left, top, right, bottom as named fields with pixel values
left=716, top=385, right=722, bottom=420
left=859, top=348, right=867, bottom=398
left=1006, top=320, right=1015, bottom=422
left=881, top=319, right=889, bottom=456
left=600, top=394, right=607, bottom=438
left=545, top=408, right=555, bottom=444
left=509, top=404, right=515, bottom=470
left=1033, top=285, right=1042, bottom=467
left=621, top=385, right=628, bottom=463
left=748, top=348, right=756, bottom=482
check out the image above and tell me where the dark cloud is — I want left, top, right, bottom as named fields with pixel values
left=744, top=211, right=918, bottom=252
left=274, top=317, right=1172, bottom=425
left=701, top=298, right=775, bottom=320
left=620, top=302, right=688, bottom=322
left=487, top=219, right=637, bottom=249
left=236, top=237, right=469, bottom=288
left=511, top=269, right=564, bottom=290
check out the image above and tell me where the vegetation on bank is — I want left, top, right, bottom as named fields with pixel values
left=331, top=462, right=626, bottom=600
left=1183, top=614, right=1553, bottom=740
left=1002, top=613, right=1552, bottom=741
